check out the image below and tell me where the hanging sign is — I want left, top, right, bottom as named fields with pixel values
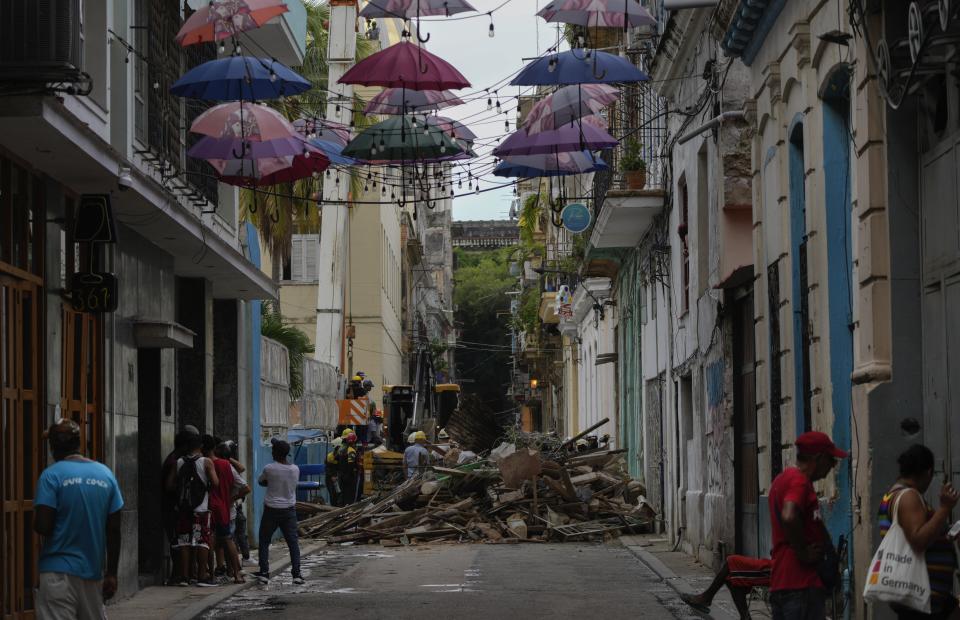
left=69, top=272, right=118, bottom=313
left=561, top=203, right=592, bottom=234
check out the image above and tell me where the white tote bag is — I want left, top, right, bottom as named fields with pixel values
left=862, top=489, right=931, bottom=613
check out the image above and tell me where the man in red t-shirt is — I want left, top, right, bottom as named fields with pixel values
left=202, top=435, right=237, bottom=583
left=768, top=431, right=847, bottom=620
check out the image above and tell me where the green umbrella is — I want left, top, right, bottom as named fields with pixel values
left=343, top=115, right=465, bottom=162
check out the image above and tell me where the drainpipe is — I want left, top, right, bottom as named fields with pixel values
left=676, top=111, right=745, bottom=145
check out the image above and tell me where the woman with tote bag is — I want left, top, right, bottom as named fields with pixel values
left=865, top=445, right=959, bottom=619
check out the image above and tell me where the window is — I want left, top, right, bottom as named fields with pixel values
left=133, top=0, right=148, bottom=143
left=289, top=234, right=319, bottom=282
left=679, top=177, right=690, bottom=313
left=639, top=284, right=647, bottom=325
left=697, top=147, right=710, bottom=295
left=80, top=0, right=108, bottom=109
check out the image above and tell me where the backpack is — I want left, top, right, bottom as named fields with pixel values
left=176, top=455, right=208, bottom=512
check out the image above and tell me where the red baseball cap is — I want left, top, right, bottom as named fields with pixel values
left=795, top=431, right=848, bottom=458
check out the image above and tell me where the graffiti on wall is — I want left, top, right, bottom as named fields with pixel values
left=705, top=359, right=726, bottom=494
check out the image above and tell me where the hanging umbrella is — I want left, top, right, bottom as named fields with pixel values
left=524, top=84, right=618, bottom=133
left=308, top=139, right=357, bottom=166
left=171, top=56, right=310, bottom=100
left=364, top=88, right=464, bottom=115
left=339, top=41, right=471, bottom=91
left=190, top=102, right=297, bottom=141
left=216, top=143, right=331, bottom=186
left=359, top=0, right=476, bottom=18
left=511, top=49, right=648, bottom=85
left=493, top=120, right=618, bottom=157
left=528, top=112, right=608, bottom=136
left=342, top=115, right=464, bottom=162
left=176, top=0, right=290, bottom=46
left=536, top=0, right=656, bottom=29
left=294, top=119, right=351, bottom=147
left=493, top=151, right=608, bottom=177
left=425, top=116, right=477, bottom=142
left=188, top=135, right=309, bottom=160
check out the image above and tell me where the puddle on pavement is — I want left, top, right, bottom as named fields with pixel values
left=204, top=550, right=389, bottom=617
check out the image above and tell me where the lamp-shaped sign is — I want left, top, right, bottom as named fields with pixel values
left=530, top=377, right=539, bottom=390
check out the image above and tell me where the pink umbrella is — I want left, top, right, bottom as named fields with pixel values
left=339, top=41, right=471, bottom=91
left=359, top=0, right=476, bottom=19
left=190, top=102, right=297, bottom=141
left=524, top=84, right=618, bottom=133
left=536, top=0, right=656, bottom=29
left=528, top=111, right=608, bottom=135
left=364, top=88, right=464, bottom=115
left=176, top=0, right=289, bottom=46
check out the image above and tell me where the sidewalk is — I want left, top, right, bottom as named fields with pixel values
left=620, top=535, right=768, bottom=620
left=109, top=540, right=326, bottom=620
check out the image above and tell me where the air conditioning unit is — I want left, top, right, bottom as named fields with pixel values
left=0, top=0, right=82, bottom=82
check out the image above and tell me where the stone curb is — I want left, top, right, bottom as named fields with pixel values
left=168, top=541, right=327, bottom=620
left=619, top=539, right=739, bottom=620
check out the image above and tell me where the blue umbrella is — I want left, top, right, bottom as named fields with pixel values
left=511, top=49, right=648, bottom=85
left=309, top=139, right=356, bottom=166
left=171, top=56, right=311, bottom=100
left=493, top=151, right=608, bottom=177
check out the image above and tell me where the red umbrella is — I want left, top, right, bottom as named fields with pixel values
left=176, top=0, right=289, bottom=46
left=338, top=41, right=470, bottom=91
left=214, top=142, right=331, bottom=186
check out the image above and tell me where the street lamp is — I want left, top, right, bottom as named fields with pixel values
left=530, top=377, right=538, bottom=390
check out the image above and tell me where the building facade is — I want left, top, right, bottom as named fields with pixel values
left=0, top=0, right=304, bottom=612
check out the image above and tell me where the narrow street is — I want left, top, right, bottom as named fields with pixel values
left=205, top=543, right=703, bottom=619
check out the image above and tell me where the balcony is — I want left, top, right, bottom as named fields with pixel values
left=187, top=0, right=307, bottom=66
left=538, top=291, right=559, bottom=324
left=589, top=189, right=666, bottom=249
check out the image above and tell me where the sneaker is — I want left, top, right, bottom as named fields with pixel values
left=292, top=576, right=305, bottom=585
left=242, top=558, right=257, bottom=567
left=196, top=579, right=219, bottom=588
left=252, top=571, right=270, bottom=584
left=214, top=566, right=227, bottom=577
left=177, top=580, right=190, bottom=587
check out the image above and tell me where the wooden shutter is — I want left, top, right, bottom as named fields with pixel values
left=290, top=236, right=304, bottom=281
left=303, top=234, right=319, bottom=281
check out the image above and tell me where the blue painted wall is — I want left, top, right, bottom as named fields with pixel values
left=245, top=221, right=267, bottom=533
left=821, top=92, right=854, bottom=547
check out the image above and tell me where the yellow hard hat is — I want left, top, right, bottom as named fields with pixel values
left=342, top=428, right=354, bottom=439
left=352, top=375, right=362, bottom=382
left=414, top=431, right=427, bottom=442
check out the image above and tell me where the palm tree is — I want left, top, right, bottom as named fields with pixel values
left=261, top=302, right=315, bottom=400
left=242, top=0, right=377, bottom=276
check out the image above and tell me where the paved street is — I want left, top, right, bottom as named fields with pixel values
left=204, top=543, right=706, bottom=619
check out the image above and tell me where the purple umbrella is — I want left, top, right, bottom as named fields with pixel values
left=493, top=120, right=617, bottom=157
left=494, top=150, right=608, bottom=177
left=293, top=118, right=351, bottom=147
left=188, top=135, right=309, bottom=160
left=364, top=88, right=464, bottom=115
left=524, top=84, right=618, bottom=133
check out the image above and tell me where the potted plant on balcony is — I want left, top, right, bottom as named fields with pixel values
left=621, top=139, right=646, bottom=190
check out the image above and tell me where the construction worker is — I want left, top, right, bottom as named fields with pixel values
left=324, top=436, right=343, bottom=506
left=366, top=402, right=383, bottom=447
left=331, top=429, right=360, bottom=505
left=403, top=431, right=431, bottom=479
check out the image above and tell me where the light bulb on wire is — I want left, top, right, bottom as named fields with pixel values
left=488, top=13, right=495, bottom=37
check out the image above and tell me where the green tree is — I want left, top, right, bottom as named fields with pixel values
left=453, top=246, right=517, bottom=413
left=261, top=303, right=315, bottom=400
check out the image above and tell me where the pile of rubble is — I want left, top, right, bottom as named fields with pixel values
left=297, top=425, right=656, bottom=546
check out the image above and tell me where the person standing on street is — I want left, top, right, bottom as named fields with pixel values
left=768, top=431, right=847, bottom=620
left=166, top=432, right=219, bottom=587
left=160, top=426, right=199, bottom=585
left=254, top=439, right=304, bottom=585
left=34, top=419, right=123, bottom=619
left=878, top=444, right=958, bottom=619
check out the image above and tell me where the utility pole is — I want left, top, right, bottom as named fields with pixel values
left=315, top=0, right=357, bottom=373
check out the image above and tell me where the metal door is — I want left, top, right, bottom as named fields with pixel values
left=733, top=288, right=759, bottom=556
left=920, top=131, right=960, bottom=486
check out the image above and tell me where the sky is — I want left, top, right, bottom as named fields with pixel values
left=412, top=2, right=561, bottom=221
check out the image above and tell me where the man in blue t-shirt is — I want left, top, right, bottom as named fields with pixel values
left=34, top=419, right=123, bottom=619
